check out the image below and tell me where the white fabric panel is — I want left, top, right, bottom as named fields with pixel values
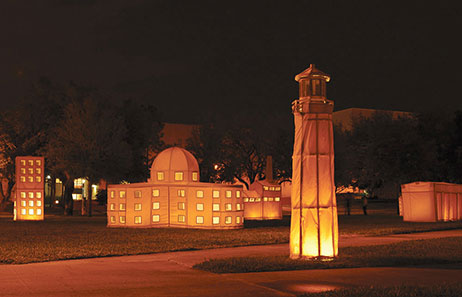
left=458, top=194, right=462, bottom=220
left=290, top=100, right=338, bottom=259
left=402, top=182, right=462, bottom=222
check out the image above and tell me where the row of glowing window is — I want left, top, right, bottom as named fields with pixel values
left=19, top=192, right=43, bottom=199
left=20, top=168, right=42, bottom=175
left=244, top=197, right=280, bottom=202
left=263, top=186, right=281, bottom=191
left=16, top=200, right=42, bottom=207
left=19, top=160, right=42, bottom=166
left=156, top=171, right=198, bottom=182
left=18, top=208, right=43, bottom=216
left=111, top=189, right=242, bottom=199
left=111, top=202, right=243, bottom=211
left=19, top=176, right=42, bottom=183
left=110, top=215, right=242, bottom=225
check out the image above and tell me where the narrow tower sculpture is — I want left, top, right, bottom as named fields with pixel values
left=290, top=64, right=338, bottom=259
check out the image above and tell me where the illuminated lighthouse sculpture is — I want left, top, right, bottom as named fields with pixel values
left=290, top=64, right=338, bottom=259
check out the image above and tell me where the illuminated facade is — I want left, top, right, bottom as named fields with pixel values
left=14, top=156, right=45, bottom=221
left=107, top=147, right=244, bottom=229
left=401, top=182, right=462, bottom=222
left=290, top=64, right=338, bottom=259
left=243, top=180, right=282, bottom=220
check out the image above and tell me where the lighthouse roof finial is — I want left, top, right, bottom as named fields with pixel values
left=295, top=64, right=330, bottom=82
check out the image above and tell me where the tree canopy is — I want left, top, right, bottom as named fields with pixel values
left=0, top=79, right=163, bottom=213
left=334, top=110, right=460, bottom=199
left=187, top=111, right=292, bottom=189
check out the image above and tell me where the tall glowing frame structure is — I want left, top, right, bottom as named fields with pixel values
left=290, top=65, right=338, bottom=259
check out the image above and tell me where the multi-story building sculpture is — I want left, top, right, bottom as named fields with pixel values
left=14, top=156, right=45, bottom=221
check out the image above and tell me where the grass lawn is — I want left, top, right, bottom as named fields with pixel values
left=1, top=211, right=462, bottom=264
left=193, top=237, right=462, bottom=273
left=0, top=215, right=288, bottom=264
left=338, top=215, right=462, bottom=235
left=299, top=284, right=462, bottom=297
left=248, top=214, right=462, bottom=235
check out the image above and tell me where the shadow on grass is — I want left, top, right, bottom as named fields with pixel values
left=194, top=237, right=462, bottom=273
left=299, top=284, right=462, bottom=297
left=244, top=215, right=291, bottom=228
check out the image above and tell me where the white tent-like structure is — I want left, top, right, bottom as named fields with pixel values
left=401, top=182, right=462, bottom=222
left=290, top=65, right=338, bottom=259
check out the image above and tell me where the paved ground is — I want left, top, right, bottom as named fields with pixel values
left=0, top=229, right=461, bottom=297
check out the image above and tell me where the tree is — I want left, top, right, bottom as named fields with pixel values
left=0, top=78, right=65, bottom=209
left=334, top=111, right=455, bottom=199
left=220, top=126, right=267, bottom=189
left=46, top=93, right=132, bottom=216
left=444, top=111, right=462, bottom=183
left=267, top=127, right=293, bottom=182
left=187, top=122, right=223, bottom=183
left=187, top=111, right=291, bottom=189
left=119, top=99, right=164, bottom=182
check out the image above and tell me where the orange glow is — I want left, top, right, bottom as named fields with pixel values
left=290, top=65, right=338, bottom=259
left=243, top=181, right=283, bottom=220
left=289, top=283, right=339, bottom=293
left=14, top=156, right=45, bottom=221
left=107, top=147, right=244, bottom=229
left=401, top=182, right=462, bottom=222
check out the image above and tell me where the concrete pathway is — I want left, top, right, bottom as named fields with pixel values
left=0, top=230, right=461, bottom=297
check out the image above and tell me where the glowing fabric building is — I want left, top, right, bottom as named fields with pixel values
left=401, top=182, right=462, bottom=222
left=14, top=156, right=45, bottom=221
left=243, top=180, right=282, bottom=220
left=107, top=147, right=244, bottom=229
left=290, top=65, right=338, bottom=259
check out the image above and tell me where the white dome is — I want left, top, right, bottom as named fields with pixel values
left=150, top=147, right=199, bottom=183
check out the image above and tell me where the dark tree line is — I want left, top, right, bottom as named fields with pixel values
left=2, top=78, right=459, bottom=211
left=335, top=111, right=462, bottom=199
left=188, top=109, right=462, bottom=199
left=0, top=79, right=163, bottom=214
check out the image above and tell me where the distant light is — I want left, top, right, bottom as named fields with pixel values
left=46, top=175, right=51, bottom=179
left=289, top=283, right=339, bottom=293
left=55, top=200, right=59, bottom=204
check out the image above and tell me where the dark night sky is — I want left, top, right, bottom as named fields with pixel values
left=1, top=1, right=461, bottom=123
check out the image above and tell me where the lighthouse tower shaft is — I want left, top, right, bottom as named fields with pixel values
left=290, top=65, right=338, bottom=259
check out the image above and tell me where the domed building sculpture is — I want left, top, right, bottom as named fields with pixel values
left=107, top=147, right=244, bottom=229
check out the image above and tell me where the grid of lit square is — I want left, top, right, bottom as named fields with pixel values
left=107, top=186, right=244, bottom=229
left=15, top=156, right=45, bottom=220
left=17, top=158, right=43, bottom=184
left=16, top=190, right=44, bottom=216
left=244, top=185, right=281, bottom=203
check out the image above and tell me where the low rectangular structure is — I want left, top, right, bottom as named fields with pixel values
left=401, top=182, right=462, bottom=222
left=107, top=182, right=244, bottom=229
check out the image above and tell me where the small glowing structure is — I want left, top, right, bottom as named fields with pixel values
left=14, top=156, right=45, bottom=221
left=243, top=180, right=282, bottom=220
left=401, top=182, right=462, bottom=222
left=107, top=147, right=244, bottom=229
left=290, top=64, right=338, bottom=259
